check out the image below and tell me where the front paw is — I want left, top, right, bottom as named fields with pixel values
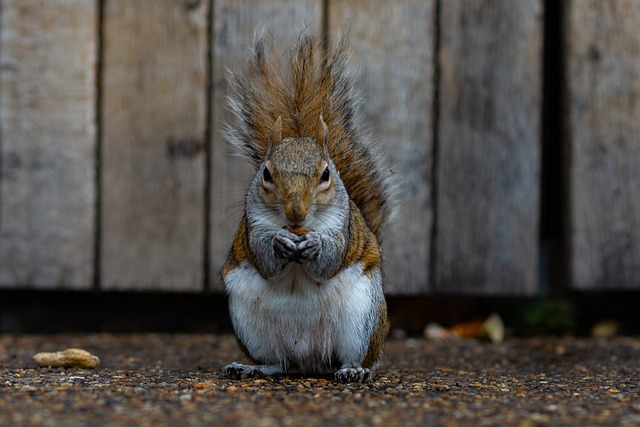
left=273, top=229, right=299, bottom=261
left=296, top=231, right=321, bottom=261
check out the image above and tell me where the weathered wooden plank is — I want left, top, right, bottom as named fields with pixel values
left=101, top=0, right=208, bottom=291
left=0, top=0, right=97, bottom=289
left=209, top=0, right=322, bottom=291
left=565, top=0, right=640, bottom=290
left=435, top=0, right=543, bottom=295
left=329, top=0, right=436, bottom=295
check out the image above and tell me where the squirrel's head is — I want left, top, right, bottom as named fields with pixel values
left=258, top=116, right=336, bottom=227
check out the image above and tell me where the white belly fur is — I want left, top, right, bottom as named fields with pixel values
left=225, top=262, right=379, bottom=373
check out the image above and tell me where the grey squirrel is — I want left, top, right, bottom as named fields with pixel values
left=220, top=31, right=394, bottom=383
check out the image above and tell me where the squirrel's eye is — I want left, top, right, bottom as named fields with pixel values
left=321, top=166, right=330, bottom=182
left=263, top=167, right=273, bottom=184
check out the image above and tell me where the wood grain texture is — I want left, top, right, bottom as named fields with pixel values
left=101, top=0, right=207, bottom=291
left=0, top=0, right=97, bottom=289
left=329, top=0, right=436, bottom=295
left=435, top=0, right=543, bottom=295
left=209, top=0, right=322, bottom=291
left=565, top=1, right=640, bottom=290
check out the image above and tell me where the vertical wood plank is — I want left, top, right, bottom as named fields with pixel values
left=101, top=0, right=208, bottom=291
left=209, top=0, right=322, bottom=291
left=435, top=0, right=543, bottom=295
left=329, top=0, right=436, bottom=294
left=0, top=0, right=97, bottom=289
left=565, top=1, right=640, bottom=290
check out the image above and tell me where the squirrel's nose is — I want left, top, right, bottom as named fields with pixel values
left=284, top=198, right=308, bottom=224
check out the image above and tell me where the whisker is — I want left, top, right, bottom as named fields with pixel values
left=214, top=188, right=249, bottom=195
left=212, top=209, right=245, bottom=233
left=222, top=172, right=253, bottom=185
left=211, top=200, right=244, bottom=215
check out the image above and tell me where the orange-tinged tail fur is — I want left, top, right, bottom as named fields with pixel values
left=225, top=31, right=393, bottom=240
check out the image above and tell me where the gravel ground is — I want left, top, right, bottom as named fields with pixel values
left=1, top=333, right=639, bottom=426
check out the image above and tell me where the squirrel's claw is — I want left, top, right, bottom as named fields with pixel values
left=274, top=229, right=321, bottom=263
left=335, top=366, right=372, bottom=383
left=222, top=362, right=263, bottom=379
left=296, top=232, right=321, bottom=261
left=273, top=229, right=299, bottom=261
left=222, top=362, right=286, bottom=379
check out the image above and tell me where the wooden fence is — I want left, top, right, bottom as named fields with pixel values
left=0, top=0, right=639, bottom=295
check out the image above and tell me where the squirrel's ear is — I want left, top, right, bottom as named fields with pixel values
left=267, top=116, right=282, bottom=157
left=318, top=114, right=329, bottom=155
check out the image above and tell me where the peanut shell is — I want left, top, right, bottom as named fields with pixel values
left=32, top=348, right=100, bottom=369
left=285, top=226, right=311, bottom=236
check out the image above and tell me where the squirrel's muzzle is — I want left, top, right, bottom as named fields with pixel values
left=284, top=195, right=308, bottom=224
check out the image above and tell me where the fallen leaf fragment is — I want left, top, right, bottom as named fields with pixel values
left=482, top=312, right=505, bottom=343
left=424, top=313, right=505, bottom=343
left=423, top=323, right=459, bottom=341
left=590, top=319, right=621, bottom=339
left=33, top=348, right=100, bottom=369
left=451, top=319, right=485, bottom=339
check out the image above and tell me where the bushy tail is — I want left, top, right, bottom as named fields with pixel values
left=225, top=30, right=393, bottom=240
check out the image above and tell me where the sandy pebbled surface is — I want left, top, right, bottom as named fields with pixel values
left=1, top=333, right=639, bottom=426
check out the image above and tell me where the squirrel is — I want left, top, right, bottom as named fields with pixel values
left=220, top=31, right=394, bottom=383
